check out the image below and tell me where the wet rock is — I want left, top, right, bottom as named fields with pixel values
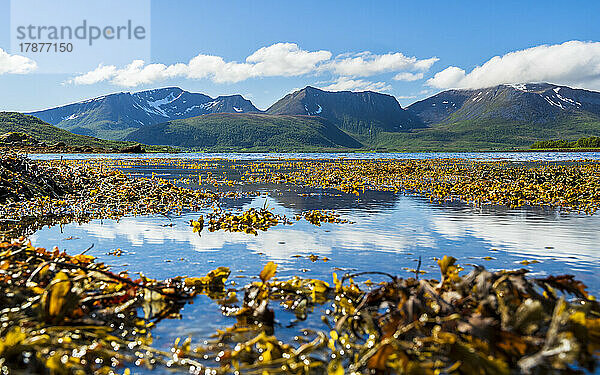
left=0, top=132, right=29, bottom=143
left=119, top=144, right=146, bottom=153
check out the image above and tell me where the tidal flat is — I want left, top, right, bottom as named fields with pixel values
left=1, top=153, right=599, bottom=374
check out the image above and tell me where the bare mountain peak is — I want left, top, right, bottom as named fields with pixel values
left=267, top=86, right=422, bottom=134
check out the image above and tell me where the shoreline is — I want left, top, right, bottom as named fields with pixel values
left=11, top=147, right=600, bottom=155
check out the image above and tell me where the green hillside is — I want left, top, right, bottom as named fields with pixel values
left=126, top=113, right=362, bottom=151
left=0, top=112, right=173, bottom=152
left=0, top=112, right=133, bottom=148
left=361, top=112, right=600, bottom=152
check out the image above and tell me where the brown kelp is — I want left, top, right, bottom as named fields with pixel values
left=195, top=206, right=290, bottom=235
left=1, top=240, right=598, bottom=374
left=0, top=153, right=78, bottom=204
left=237, top=159, right=600, bottom=214
left=194, top=259, right=600, bottom=374
left=190, top=208, right=351, bottom=236
left=298, top=210, right=352, bottom=225
left=0, top=238, right=230, bottom=374
left=0, top=155, right=224, bottom=239
left=77, top=157, right=600, bottom=214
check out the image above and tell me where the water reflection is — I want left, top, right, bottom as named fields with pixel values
left=30, top=190, right=600, bottom=293
left=29, top=151, right=600, bottom=162
left=430, top=206, right=600, bottom=261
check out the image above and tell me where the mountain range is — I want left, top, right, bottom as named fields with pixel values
left=28, top=87, right=259, bottom=140
left=390, top=83, right=600, bottom=150
left=19, top=82, right=600, bottom=151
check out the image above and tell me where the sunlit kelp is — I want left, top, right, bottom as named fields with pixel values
left=0, top=155, right=228, bottom=240
left=190, top=207, right=351, bottom=236
left=298, top=210, right=352, bottom=226
left=78, top=157, right=600, bottom=214
left=1, top=238, right=599, bottom=374
left=236, top=159, right=600, bottom=214
left=201, top=206, right=289, bottom=235
left=0, top=238, right=230, bottom=374
left=200, top=260, right=600, bottom=374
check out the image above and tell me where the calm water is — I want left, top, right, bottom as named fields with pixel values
left=29, top=150, right=600, bottom=161
left=25, top=156, right=600, bottom=372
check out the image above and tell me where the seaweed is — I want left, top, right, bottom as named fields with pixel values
left=1, top=242, right=598, bottom=374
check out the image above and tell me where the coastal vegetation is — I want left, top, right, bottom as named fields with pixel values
left=531, top=136, right=600, bottom=150
left=125, top=113, right=362, bottom=151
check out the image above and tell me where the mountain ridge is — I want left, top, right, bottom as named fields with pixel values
left=407, top=83, right=600, bottom=125
left=27, top=87, right=260, bottom=140
left=266, top=86, right=423, bottom=134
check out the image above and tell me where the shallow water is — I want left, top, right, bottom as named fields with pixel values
left=25, top=158, right=600, bottom=372
left=29, top=150, right=600, bottom=161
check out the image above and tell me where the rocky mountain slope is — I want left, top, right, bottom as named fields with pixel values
left=27, top=87, right=260, bottom=140
left=407, top=83, right=600, bottom=125
left=371, top=83, right=600, bottom=151
left=266, top=86, right=423, bottom=134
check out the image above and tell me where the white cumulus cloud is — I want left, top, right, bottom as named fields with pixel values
left=67, top=43, right=437, bottom=89
left=68, top=43, right=333, bottom=87
left=245, top=43, right=332, bottom=77
left=68, top=64, right=116, bottom=85
left=393, top=72, right=424, bottom=81
left=427, top=40, right=600, bottom=90
left=319, top=77, right=392, bottom=92
left=0, top=48, right=37, bottom=75
left=329, top=52, right=437, bottom=77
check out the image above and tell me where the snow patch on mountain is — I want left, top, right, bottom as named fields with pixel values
left=201, top=101, right=219, bottom=110
left=64, top=113, right=81, bottom=121
left=142, top=92, right=184, bottom=117
left=544, top=96, right=564, bottom=109
left=507, top=83, right=528, bottom=91
left=305, top=104, right=323, bottom=115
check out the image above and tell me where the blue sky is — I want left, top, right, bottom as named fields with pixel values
left=1, top=0, right=599, bottom=111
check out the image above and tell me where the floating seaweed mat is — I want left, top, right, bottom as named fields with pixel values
left=190, top=207, right=351, bottom=236
left=1, top=239, right=598, bottom=374
left=209, top=158, right=600, bottom=214
left=42, top=156, right=600, bottom=214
